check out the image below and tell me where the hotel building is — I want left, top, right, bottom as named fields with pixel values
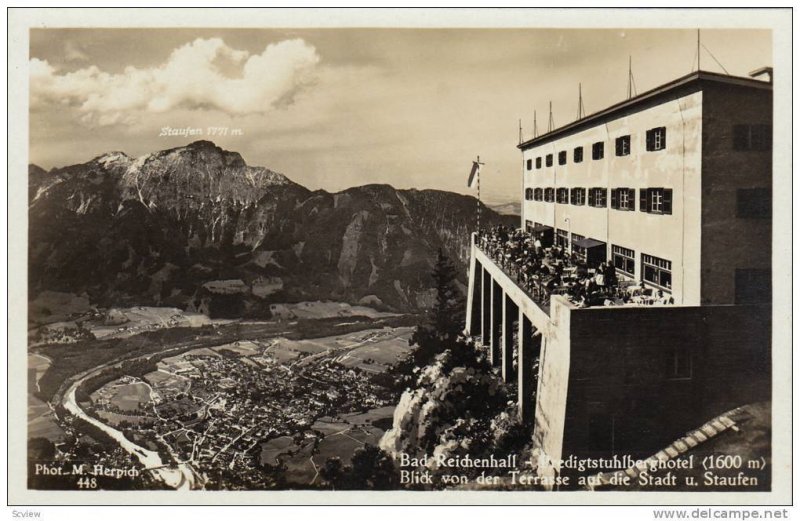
left=520, top=69, right=772, bottom=306
left=465, top=68, right=773, bottom=485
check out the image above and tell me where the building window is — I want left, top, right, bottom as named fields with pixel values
left=570, top=187, right=586, bottom=205
left=665, top=346, right=692, bottom=380
left=525, top=188, right=533, bottom=201
left=544, top=187, right=555, bottom=202
left=533, top=188, right=543, bottom=201
left=574, top=146, right=584, bottom=163
left=546, top=154, right=553, bottom=167
left=736, top=188, right=771, bottom=219
left=646, top=127, right=667, bottom=151
left=526, top=159, right=532, bottom=171
left=615, top=135, right=631, bottom=156
left=536, top=157, right=542, bottom=169
left=733, top=124, right=771, bottom=151
left=556, top=228, right=569, bottom=249
left=556, top=187, right=569, bottom=204
left=558, top=151, right=567, bottom=165
left=735, top=269, right=771, bottom=304
left=639, top=188, right=672, bottom=214
left=642, top=253, right=672, bottom=290
left=592, top=141, right=604, bottom=160
left=588, top=187, right=607, bottom=208
left=571, top=233, right=587, bottom=260
left=525, top=220, right=534, bottom=232
left=612, top=245, right=635, bottom=277
left=610, top=188, right=636, bottom=211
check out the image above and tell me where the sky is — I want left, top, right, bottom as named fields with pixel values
left=29, top=28, right=772, bottom=204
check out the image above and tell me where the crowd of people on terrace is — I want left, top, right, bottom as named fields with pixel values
left=476, top=225, right=674, bottom=308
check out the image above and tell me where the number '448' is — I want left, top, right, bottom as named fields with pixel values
left=77, top=477, right=97, bottom=489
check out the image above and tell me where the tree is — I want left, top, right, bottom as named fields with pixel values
left=409, top=249, right=466, bottom=366
left=320, top=456, right=345, bottom=490
left=349, top=445, right=399, bottom=490
left=28, top=437, right=56, bottom=461
left=430, top=248, right=465, bottom=339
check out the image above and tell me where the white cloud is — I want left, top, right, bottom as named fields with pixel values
left=30, top=37, right=320, bottom=125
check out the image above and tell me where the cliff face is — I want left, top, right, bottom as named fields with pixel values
left=29, top=141, right=515, bottom=315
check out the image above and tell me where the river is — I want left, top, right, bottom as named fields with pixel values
left=62, top=362, right=198, bottom=489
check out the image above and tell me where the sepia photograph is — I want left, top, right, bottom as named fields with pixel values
left=6, top=6, right=793, bottom=512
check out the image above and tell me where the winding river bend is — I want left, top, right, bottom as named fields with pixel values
left=53, top=322, right=288, bottom=490
left=63, top=371, right=197, bottom=490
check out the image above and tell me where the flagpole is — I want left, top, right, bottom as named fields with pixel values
left=467, top=156, right=484, bottom=234
left=476, top=155, right=481, bottom=233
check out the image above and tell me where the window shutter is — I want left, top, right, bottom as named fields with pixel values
left=639, top=188, right=648, bottom=212
left=600, top=188, right=607, bottom=207
left=663, top=189, right=673, bottom=215
left=646, top=129, right=654, bottom=151
left=628, top=189, right=636, bottom=211
left=610, top=188, right=619, bottom=209
left=588, top=189, right=596, bottom=207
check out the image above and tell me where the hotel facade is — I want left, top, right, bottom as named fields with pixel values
left=465, top=69, right=773, bottom=485
left=520, top=70, right=772, bottom=306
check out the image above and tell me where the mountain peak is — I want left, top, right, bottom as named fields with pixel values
left=185, top=140, right=219, bottom=149
left=155, top=140, right=247, bottom=170
left=90, top=151, right=132, bottom=169
left=118, top=140, right=302, bottom=208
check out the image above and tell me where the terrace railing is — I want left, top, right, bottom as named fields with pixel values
left=475, top=233, right=554, bottom=312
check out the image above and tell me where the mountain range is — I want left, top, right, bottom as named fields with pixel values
left=29, top=141, right=515, bottom=318
left=488, top=202, right=521, bottom=217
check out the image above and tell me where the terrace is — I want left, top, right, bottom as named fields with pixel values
left=475, top=226, right=674, bottom=311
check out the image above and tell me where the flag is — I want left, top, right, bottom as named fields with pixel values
left=467, top=161, right=480, bottom=188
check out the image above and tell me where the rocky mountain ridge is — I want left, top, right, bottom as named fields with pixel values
left=29, top=141, right=515, bottom=319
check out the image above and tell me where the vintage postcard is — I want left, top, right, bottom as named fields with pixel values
left=7, top=7, right=792, bottom=509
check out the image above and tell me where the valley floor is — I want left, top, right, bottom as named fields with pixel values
left=27, top=307, right=415, bottom=490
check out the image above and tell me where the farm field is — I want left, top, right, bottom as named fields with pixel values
left=87, top=306, right=227, bottom=339
left=264, top=301, right=398, bottom=321
left=333, top=330, right=415, bottom=372
left=257, top=404, right=397, bottom=486
left=28, top=394, right=65, bottom=443
left=262, top=327, right=414, bottom=370
left=27, top=354, right=65, bottom=443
